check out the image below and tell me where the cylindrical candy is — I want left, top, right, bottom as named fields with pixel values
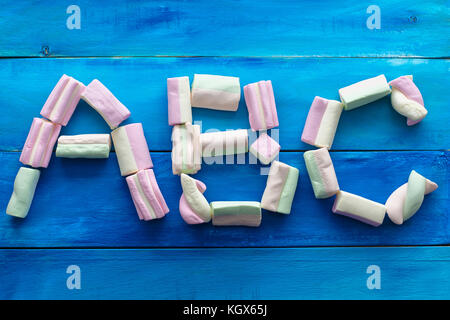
left=167, top=76, right=192, bottom=126
left=338, top=74, right=391, bottom=110
left=385, top=170, right=438, bottom=225
left=301, top=96, right=343, bottom=149
left=303, top=148, right=339, bottom=199
left=20, top=118, right=61, bottom=168
left=211, top=201, right=261, bottom=227
left=111, top=123, right=153, bottom=176
left=200, top=129, right=248, bottom=157
left=40, top=74, right=85, bottom=126
left=179, top=174, right=211, bottom=224
left=191, top=74, right=240, bottom=111
left=244, top=80, right=279, bottom=131
left=249, top=132, right=280, bottom=165
left=261, top=161, right=299, bottom=214
left=126, top=169, right=169, bottom=221
left=81, top=79, right=131, bottom=129
left=389, top=75, right=427, bottom=126
left=6, top=167, right=40, bottom=219
left=332, top=191, right=386, bottom=227
left=171, top=123, right=201, bottom=175
left=56, top=134, right=111, bottom=159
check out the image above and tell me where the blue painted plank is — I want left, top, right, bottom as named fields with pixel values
left=0, top=57, right=448, bottom=151
left=0, top=151, right=447, bottom=247
left=1, top=247, right=449, bottom=299
left=0, top=1, right=448, bottom=57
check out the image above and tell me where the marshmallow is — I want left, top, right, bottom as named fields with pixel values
left=167, top=76, right=192, bottom=126
left=126, top=169, right=169, bottom=221
left=244, top=80, right=279, bottom=131
left=111, top=123, right=153, bottom=176
left=303, top=148, right=339, bottom=199
left=389, top=75, right=427, bottom=126
left=385, top=170, right=438, bottom=225
left=249, top=132, right=280, bottom=165
left=200, top=129, right=248, bottom=157
left=20, top=118, right=61, bottom=168
left=6, top=167, right=40, bottom=219
left=191, top=74, right=240, bottom=111
left=261, top=161, right=299, bottom=214
left=339, top=75, right=391, bottom=110
left=56, top=134, right=111, bottom=159
left=332, top=191, right=386, bottom=226
left=81, top=79, right=131, bottom=129
left=40, top=74, right=85, bottom=126
left=211, top=201, right=261, bottom=227
left=179, top=174, right=211, bottom=224
left=301, top=96, right=343, bottom=149
left=171, top=123, right=201, bottom=175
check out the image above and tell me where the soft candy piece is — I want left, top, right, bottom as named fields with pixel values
left=200, top=129, right=248, bottom=157
left=81, top=79, right=131, bottom=129
left=211, top=201, right=261, bottom=227
left=243, top=80, right=279, bottom=131
left=261, top=161, right=299, bottom=214
left=191, top=74, right=240, bottom=111
left=171, top=123, right=201, bottom=175
left=389, top=75, right=427, bottom=126
left=111, top=123, right=153, bottom=176
left=20, top=118, right=61, bottom=168
left=6, top=167, right=40, bottom=219
left=167, top=76, right=192, bottom=126
left=249, top=132, right=280, bottom=165
left=179, top=174, right=211, bottom=224
left=339, top=75, right=391, bottom=110
left=332, top=191, right=386, bottom=226
left=301, top=96, right=343, bottom=149
left=303, top=148, right=339, bottom=199
left=385, top=170, right=438, bottom=225
left=126, top=169, right=169, bottom=221
left=56, top=134, right=111, bottom=159
left=40, top=74, right=85, bottom=126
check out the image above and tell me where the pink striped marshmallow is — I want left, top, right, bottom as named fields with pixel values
left=20, top=118, right=61, bottom=168
left=111, top=123, right=153, bottom=176
left=126, top=169, right=169, bottom=221
left=167, top=76, right=192, bottom=126
left=244, top=80, right=279, bottom=131
left=301, top=96, right=343, bottom=149
left=81, top=79, right=131, bottom=129
left=40, top=74, right=85, bottom=126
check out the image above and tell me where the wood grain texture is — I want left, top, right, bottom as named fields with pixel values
left=1, top=247, right=449, bottom=299
left=0, top=57, right=448, bottom=151
left=0, top=151, right=447, bottom=247
left=0, top=1, right=448, bottom=57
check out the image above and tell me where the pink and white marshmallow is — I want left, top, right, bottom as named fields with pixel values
left=389, top=75, right=427, bottom=126
left=303, top=148, right=339, bottom=199
left=40, top=74, right=85, bottom=126
left=301, top=96, right=343, bottom=149
left=332, top=191, right=386, bottom=227
left=171, top=123, right=202, bottom=175
left=111, top=123, right=153, bottom=176
left=20, top=118, right=61, bottom=168
left=249, top=132, right=280, bottom=165
left=200, top=129, right=248, bottom=157
left=126, top=169, right=169, bottom=221
left=179, top=174, right=211, bottom=224
left=244, top=80, right=279, bottom=131
left=385, top=170, right=438, bottom=225
left=81, top=79, right=131, bottom=129
left=167, top=76, right=192, bottom=126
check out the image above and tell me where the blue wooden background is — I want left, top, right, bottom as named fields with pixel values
left=0, top=0, right=448, bottom=299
